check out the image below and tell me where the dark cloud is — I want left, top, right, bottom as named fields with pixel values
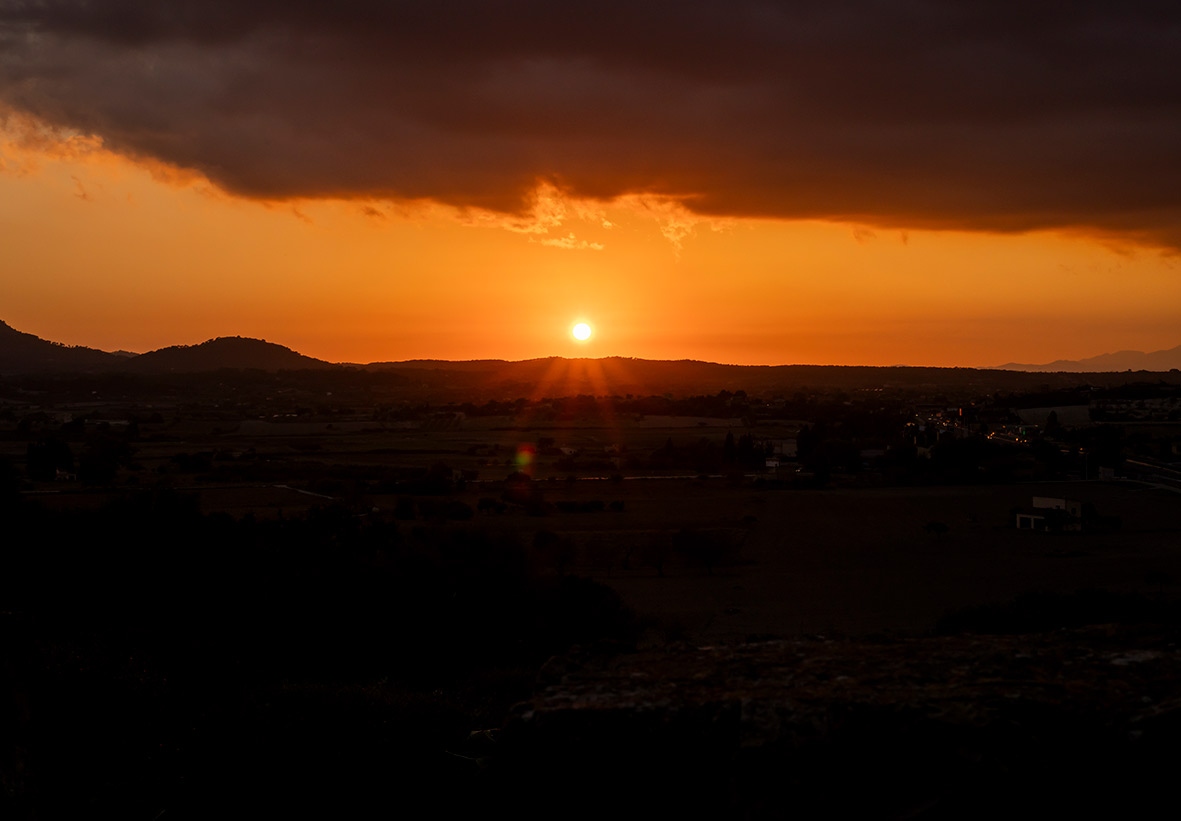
left=2, top=1, right=1180, bottom=245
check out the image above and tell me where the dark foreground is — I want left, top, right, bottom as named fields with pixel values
left=3, top=477, right=1181, bottom=818
left=501, top=626, right=1181, bottom=819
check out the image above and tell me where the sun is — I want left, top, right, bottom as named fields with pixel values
left=571, top=322, right=592, bottom=341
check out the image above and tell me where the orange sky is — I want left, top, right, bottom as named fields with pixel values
left=1, top=131, right=1178, bottom=367
left=1, top=4, right=1179, bottom=368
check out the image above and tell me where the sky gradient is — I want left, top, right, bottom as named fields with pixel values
left=1, top=1, right=1179, bottom=366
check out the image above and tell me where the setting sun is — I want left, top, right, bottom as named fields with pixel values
left=0, top=4, right=1178, bottom=369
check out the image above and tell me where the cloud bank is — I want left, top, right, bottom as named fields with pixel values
left=2, top=1, right=1179, bottom=246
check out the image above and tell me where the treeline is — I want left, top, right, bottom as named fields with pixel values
left=391, top=389, right=922, bottom=425
left=995, top=380, right=1181, bottom=410
left=0, top=366, right=407, bottom=408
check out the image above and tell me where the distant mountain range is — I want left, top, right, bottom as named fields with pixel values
left=995, top=345, right=1181, bottom=372
left=2, top=320, right=1180, bottom=398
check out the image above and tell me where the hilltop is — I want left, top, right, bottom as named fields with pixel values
left=0, top=319, right=121, bottom=373
left=124, top=336, right=334, bottom=373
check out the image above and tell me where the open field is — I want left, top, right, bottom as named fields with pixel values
left=13, top=406, right=1180, bottom=642
left=28, top=473, right=1179, bottom=641
left=429, top=477, right=1179, bottom=640
left=583, top=480, right=1181, bottom=639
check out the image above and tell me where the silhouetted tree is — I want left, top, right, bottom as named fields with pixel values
left=1044, top=410, right=1063, bottom=436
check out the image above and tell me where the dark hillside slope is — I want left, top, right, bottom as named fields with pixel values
left=124, top=336, right=334, bottom=373
left=0, top=320, right=121, bottom=374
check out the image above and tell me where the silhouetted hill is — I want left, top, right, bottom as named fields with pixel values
left=361, top=356, right=1181, bottom=400
left=126, top=336, right=335, bottom=373
left=0, top=319, right=121, bottom=373
left=5, top=319, right=1180, bottom=394
left=996, top=345, right=1181, bottom=372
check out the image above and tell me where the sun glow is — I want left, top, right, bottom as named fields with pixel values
left=571, top=322, right=592, bottom=341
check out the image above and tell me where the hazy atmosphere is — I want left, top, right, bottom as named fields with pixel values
left=2, top=1, right=1179, bottom=366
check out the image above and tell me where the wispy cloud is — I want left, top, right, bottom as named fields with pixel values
left=533, top=232, right=604, bottom=251
left=70, top=175, right=91, bottom=201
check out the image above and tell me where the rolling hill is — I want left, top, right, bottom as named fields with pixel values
left=996, top=345, right=1181, bottom=372
left=3, top=319, right=1180, bottom=397
left=0, top=320, right=121, bottom=373
left=124, top=336, right=334, bottom=373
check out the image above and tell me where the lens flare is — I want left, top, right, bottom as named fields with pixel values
left=514, top=443, right=536, bottom=474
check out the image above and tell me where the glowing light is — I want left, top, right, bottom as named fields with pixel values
left=572, top=322, right=592, bottom=341
left=514, top=443, right=536, bottom=475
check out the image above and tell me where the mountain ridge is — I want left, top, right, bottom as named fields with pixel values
left=3, top=321, right=1180, bottom=397
left=994, top=345, right=1181, bottom=372
left=0, top=321, right=334, bottom=374
left=0, top=319, right=121, bottom=373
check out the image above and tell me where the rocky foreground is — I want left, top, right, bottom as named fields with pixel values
left=473, top=626, right=1181, bottom=819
